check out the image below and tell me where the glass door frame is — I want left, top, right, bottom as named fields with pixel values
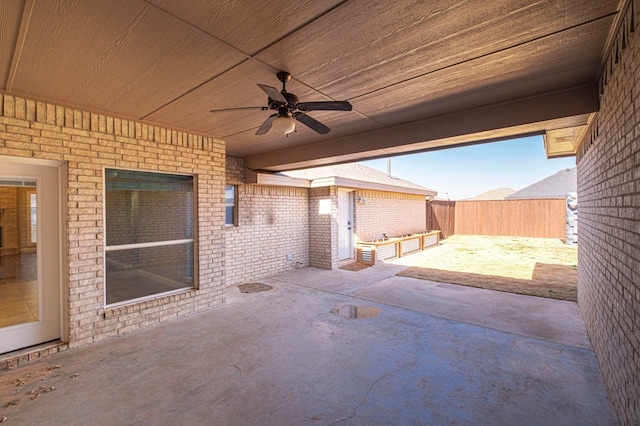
left=0, top=155, right=65, bottom=355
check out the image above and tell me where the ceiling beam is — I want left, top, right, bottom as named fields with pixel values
left=5, top=0, right=35, bottom=91
left=245, top=84, right=598, bottom=171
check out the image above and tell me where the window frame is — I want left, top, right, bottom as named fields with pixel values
left=29, top=191, right=37, bottom=243
left=103, top=167, right=198, bottom=307
left=225, top=184, right=238, bottom=227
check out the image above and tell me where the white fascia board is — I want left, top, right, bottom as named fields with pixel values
left=310, top=177, right=436, bottom=196
left=248, top=171, right=310, bottom=188
left=248, top=170, right=435, bottom=195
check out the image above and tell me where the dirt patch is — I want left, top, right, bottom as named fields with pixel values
left=400, top=263, right=577, bottom=301
left=398, top=235, right=578, bottom=301
left=237, top=283, right=273, bottom=293
left=339, top=262, right=371, bottom=272
left=0, top=362, right=81, bottom=422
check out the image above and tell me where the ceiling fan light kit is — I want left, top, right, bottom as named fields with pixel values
left=210, top=71, right=352, bottom=136
left=272, top=116, right=296, bottom=134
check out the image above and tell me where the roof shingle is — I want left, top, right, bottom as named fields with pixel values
left=283, top=163, right=436, bottom=194
left=506, top=167, right=576, bottom=199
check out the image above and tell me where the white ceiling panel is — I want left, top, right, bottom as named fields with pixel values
left=146, top=0, right=344, bottom=55
left=7, top=0, right=247, bottom=118
left=353, top=18, right=612, bottom=126
left=0, top=0, right=621, bottom=169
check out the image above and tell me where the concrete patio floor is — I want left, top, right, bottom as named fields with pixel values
left=0, top=250, right=615, bottom=425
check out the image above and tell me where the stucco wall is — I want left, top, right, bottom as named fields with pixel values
left=0, top=94, right=226, bottom=348
left=354, top=189, right=426, bottom=242
left=225, top=157, right=309, bottom=284
left=575, top=4, right=640, bottom=423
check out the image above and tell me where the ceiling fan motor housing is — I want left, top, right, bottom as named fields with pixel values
left=269, top=91, right=299, bottom=110
left=277, top=71, right=292, bottom=84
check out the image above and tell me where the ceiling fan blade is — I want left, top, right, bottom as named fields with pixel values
left=255, top=114, right=278, bottom=135
left=209, top=106, right=269, bottom=113
left=296, top=101, right=352, bottom=111
left=257, top=84, right=287, bottom=104
left=293, top=112, right=330, bottom=134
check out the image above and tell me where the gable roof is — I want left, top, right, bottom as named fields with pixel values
left=470, top=188, right=517, bottom=200
left=507, top=167, right=576, bottom=199
left=282, top=163, right=436, bottom=196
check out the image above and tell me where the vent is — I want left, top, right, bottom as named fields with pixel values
left=360, top=246, right=373, bottom=262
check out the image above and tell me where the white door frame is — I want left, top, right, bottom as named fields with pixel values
left=0, top=156, right=65, bottom=354
left=338, top=189, right=354, bottom=261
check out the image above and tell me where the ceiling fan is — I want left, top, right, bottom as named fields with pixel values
left=209, top=71, right=352, bottom=135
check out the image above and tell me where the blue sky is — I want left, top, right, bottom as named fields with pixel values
left=360, top=135, right=575, bottom=200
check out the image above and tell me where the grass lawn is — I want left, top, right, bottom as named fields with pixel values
left=397, top=235, right=578, bottom=301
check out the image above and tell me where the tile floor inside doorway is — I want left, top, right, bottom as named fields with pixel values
left=0, top=253, right=38, bottom=328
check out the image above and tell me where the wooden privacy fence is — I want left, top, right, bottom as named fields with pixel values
left=426, top=200, right=455, bottom=238
left=427, top=199, right=566, bottom=239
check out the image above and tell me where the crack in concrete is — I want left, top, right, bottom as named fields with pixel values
left=329, top=331, right=430, bottom=425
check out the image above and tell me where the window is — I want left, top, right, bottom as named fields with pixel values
left=225, top=185, right=237, bottom=226
left=104, top=169, right=196, bottom=305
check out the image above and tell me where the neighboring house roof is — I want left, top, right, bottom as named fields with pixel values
left=470, top=187, right=516, bottom=200
left=506, top=167, right=576, bottom=199
left=280, top=163, right=437, bottom=196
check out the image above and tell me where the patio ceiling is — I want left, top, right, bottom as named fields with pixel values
left=1, top=0, right=621, bottom=170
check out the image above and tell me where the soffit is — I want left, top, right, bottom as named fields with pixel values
left=0, top=0, right=621, bottom=169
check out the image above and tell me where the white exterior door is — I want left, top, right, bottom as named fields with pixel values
left=338, top=190, right=354, bottom=260
left=0, top=159, right=62, bottom=354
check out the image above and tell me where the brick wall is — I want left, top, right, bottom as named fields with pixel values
left=306, top=187, right=426, bottom=268
left=0, top=186, right=35, bottom=253
left=309, top=186, right=338, bottom=269
left=0, top=94, right=226, bottom=348
left=18, top=187, right=36, bottom=251
left=354, top=189, right=426, bottom=242
left=225, top=157, right=309, bottom=284
left=0, top=187, right=19, bottom=252
left=575, top=2, right=640, bottom=423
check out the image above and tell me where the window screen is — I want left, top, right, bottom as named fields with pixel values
left=104, top=169, right=196, bottom=305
